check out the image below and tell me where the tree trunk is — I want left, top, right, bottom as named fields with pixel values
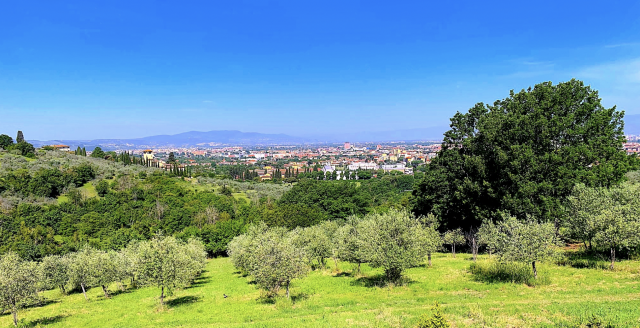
left=428, top=253, right=432, bottom=267
left=286, top=281, right=290, bottom=299
left=472, top=238, right=477, bottom=262
left=160, top=286, right=165, bottom=305
left=60, top=285, right=66, bottom=294
left=357, top=262, right=361, bottom=274
left=102, top=285, right=110, bottom=298
left=81, top=283, right=88, bottom=301
left=452, top=244, right=456, bottom=258
left=610, top=248, right=616, bottom=270
left=333, top=257, right=339, bottom=272
left=532, top=261, right=537, bottom=279
left=12, top=307, right=17, bottom=327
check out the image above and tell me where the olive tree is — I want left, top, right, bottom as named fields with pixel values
left=442, top=229, right=465, bottom=258
left=67, top=246, right=101, bottom=301
left=592, top=205, right=640, bottom=270
left=227, top=223, right=269, bottom=274
left=359, top=209, right=429, bottom=282
left=335, top=217, right=368, bottom=274
left=568, top=183, right=640, bottom=269
left=0, top=252, right=39, bottom=327
left=249, top=229, right=309, bottom=298
left=93, top=251, right=118, bottom=298
left=566, top=184, right=607, bottom=250
left=137, top=234, right=203, bottom=305
left=117, top=241, right=143, bottom=288
left=39, top=255, right=69, bottom=294
left=290, top=224, right=333, bottom=269
left=494, top=217, right=561, bottom=278
left=419, top=214, right=443, bottom=267
left=478, top=220, right=499, bottom=257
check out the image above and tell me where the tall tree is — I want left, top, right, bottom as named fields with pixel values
left=15, top=131, right=24, bottom=143
left=413, top=80, right=633, bottom=230
left=168, top=152, right=176, bottom=164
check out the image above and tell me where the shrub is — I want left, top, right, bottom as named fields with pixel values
left=469, top=261, right=550, bottom=286
left=416, top=302, right=450, bottom=328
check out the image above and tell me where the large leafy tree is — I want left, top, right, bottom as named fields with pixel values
left=0, top=134, right=13, bottom=150
left=413, top=80, right=632, bottom=230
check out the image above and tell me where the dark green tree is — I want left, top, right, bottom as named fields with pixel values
left=413, top=79, right=633, bottom=230
left=16, top=131, right=24, bottom=143
left=90, top=147, right=105, bottom=159
left=0, top=134, right=13, bottom=149
left=13, top=142, right=35, bottom=157
left=168, top=152, right=176, bottom=164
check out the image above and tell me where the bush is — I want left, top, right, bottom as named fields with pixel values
left=416, top=302, right=450, bottom=328
left=95, top=180, right=109, bottom=197
left=469, top=261, right=550, bottom=286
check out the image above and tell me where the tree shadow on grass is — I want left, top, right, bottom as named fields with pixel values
left=291, top=293, right=310, bottom=304
left=333, top=271, right=353, bottom=278
left=350, top=274, right=416, bottom=288
left=22, top=298, right=58, bottom=310
left=185, top=276, right=212, bottom=289
left=257, top=295, right=276, bottom=304
left=166, top=296, right=202, bottom=308
left=233, top=271, right=249, bottom=278
left=19, top=315, right=67, bottom=327
left=106, top=288, right=134, bottom=298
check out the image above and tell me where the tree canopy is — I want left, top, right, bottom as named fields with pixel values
left=413, top=79, right=634, bottom=230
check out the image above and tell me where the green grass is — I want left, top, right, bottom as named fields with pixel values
left=4, top=254, right=640, bottom=327
left=57, top=182, right=98, bottom=204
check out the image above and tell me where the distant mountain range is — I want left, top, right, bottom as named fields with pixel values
left=28, top=128, right=452, bottom=150
left=29, top=130, right=312, bottom=150
left=26, top=114, right=640, bottom=150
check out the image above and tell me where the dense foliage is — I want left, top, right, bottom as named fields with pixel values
left=413, top=79, right=635, bottom=230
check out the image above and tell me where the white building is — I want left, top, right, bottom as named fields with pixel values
left=348, top=162, right=379, bottom=171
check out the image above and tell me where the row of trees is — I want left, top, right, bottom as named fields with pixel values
left=567, top=183, right=640, bottom=269
left=0, top=234, right=206, bottom=326
left=229, top=209, right=565, bottom=298
left=228, top=209, right=441, bottom=297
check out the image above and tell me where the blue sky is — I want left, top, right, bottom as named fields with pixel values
left=1, top=0, right=639, bottom=140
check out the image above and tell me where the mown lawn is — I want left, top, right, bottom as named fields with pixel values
left=3, top=254, right=640, bottom=327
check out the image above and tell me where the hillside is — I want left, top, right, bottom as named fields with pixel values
left=3, top=255, right=639, bottom=327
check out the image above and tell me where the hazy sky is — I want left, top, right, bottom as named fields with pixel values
left=1, top=1, right=639, bottom=140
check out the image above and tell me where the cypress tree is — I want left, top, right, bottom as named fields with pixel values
left=16, top=131, right=24, bottom=143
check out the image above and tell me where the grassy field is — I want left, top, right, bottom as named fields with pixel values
left=57, top=182, right=99, bottom=204
left=3, top=254, right=640, bottom=327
